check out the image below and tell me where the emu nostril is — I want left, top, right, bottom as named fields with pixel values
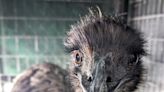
left=87, top=76, right=93, bottom=82
left=106, top=76, right=112, bottom=83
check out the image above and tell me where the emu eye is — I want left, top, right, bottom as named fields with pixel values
left=128, top=55, right=139, bottom=65
left=75, top=53, right=81, bottom=63
left=71, top=50, right=82, bottom=66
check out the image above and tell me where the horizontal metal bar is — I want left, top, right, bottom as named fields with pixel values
left=44, top=0, right=104, bottom=3
left=0, top=16, right=77, bottom=21
left=0, top=36, right=65, bottom=39
left=146, top=37, right=164, bottom=42
left=129, top=13, right=164, bottom=21
left=0, top=75, right=15, bottom=82
left=0, top=55, right=69, bottom=58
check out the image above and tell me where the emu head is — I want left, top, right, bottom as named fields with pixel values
left=64, top=12, right=146, bottom=92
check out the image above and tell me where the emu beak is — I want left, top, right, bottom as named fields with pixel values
left=89, top=60, right=126, bottom=92
left=89, top=60, right=108, bottom=92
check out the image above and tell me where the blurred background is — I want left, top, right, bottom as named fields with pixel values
left=0, top=0, right=164, bottom=92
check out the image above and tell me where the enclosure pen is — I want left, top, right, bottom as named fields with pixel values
left=0, top=0, right=164, bottom=92
left=128, top=0, right=164, bottom=92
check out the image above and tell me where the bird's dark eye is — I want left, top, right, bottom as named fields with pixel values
left=71, top=50, right=82, bottom=65
left=76, top=53, right=81, bottom=62
left=75, top=53, right=82, bottom=65
left=128, top=55, right=139, bottom=65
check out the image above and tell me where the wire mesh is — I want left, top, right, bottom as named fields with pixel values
left=128, top=0, right=164, bottom=92
left=0, top=0, right=112, bottom=92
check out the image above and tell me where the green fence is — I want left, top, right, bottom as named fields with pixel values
left=0, top=0, right=113, bottom=88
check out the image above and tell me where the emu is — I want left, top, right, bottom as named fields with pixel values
left=64, top=11, right=146, bottom=92
left=11, top=63, right=72, bottom=92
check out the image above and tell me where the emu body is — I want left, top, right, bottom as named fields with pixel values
left=65, top=12, right=146, bottom=92
left=11, top=63, right=72, bottom=92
